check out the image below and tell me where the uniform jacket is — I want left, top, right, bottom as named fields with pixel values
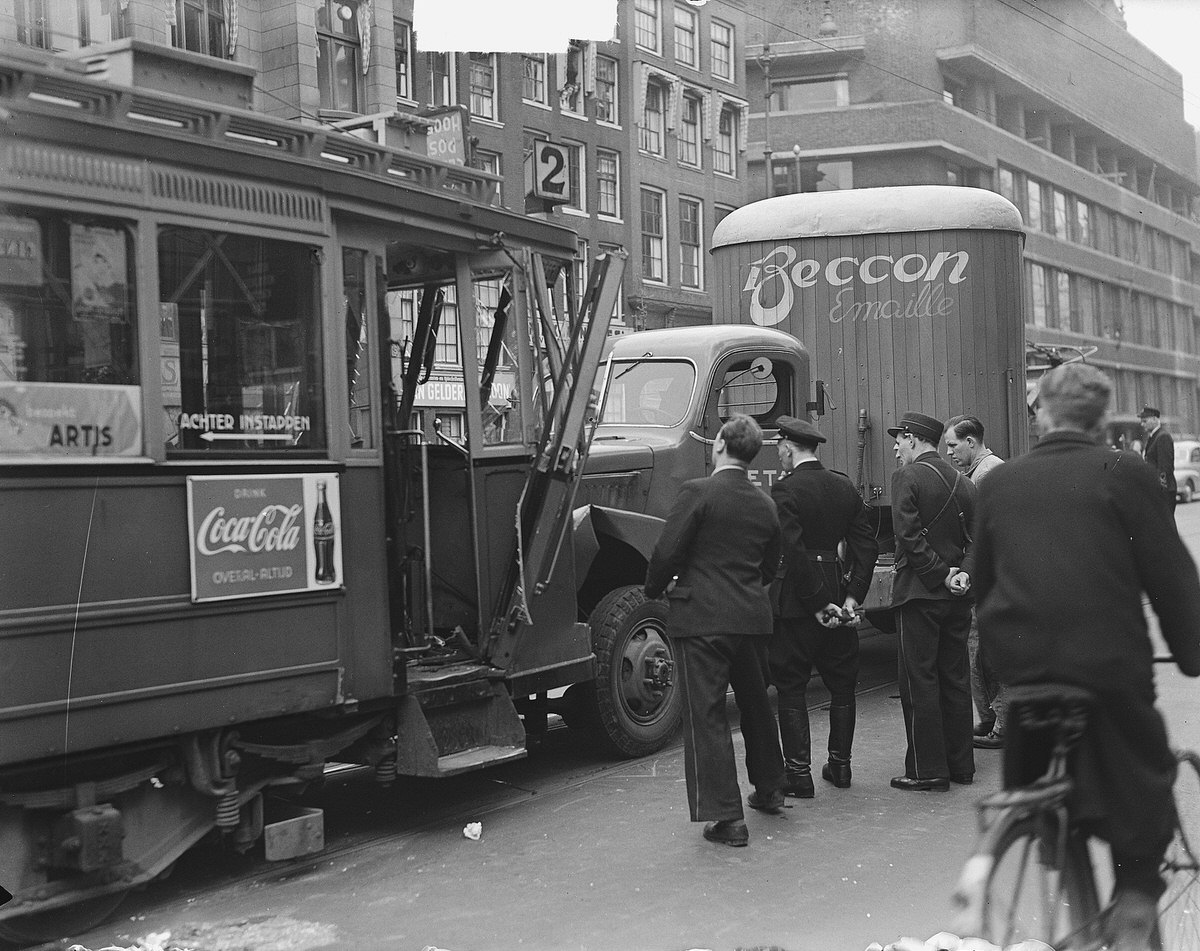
left=890, top=449, right=976, bottom=607
left=963, top=431, right=1200, bottom=698
left=770, top=460, right=879, bottom=617
left=644, top=467, right=781, bottom=637
left=1143, top=425, right=1177, bottom=496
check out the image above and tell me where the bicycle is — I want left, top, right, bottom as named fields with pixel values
left=950, top=670, right=1200, bottom=949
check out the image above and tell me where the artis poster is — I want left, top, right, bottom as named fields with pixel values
left=186, top=472, right=343, bottom=603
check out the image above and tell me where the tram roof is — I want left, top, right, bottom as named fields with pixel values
left=0, top=51, right=578, bottom=257
left=712, top=185, right=1024, bottom=248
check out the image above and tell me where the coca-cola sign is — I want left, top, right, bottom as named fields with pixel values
left=187, top=474, right=343, bottom=602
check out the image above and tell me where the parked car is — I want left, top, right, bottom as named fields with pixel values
left=1176, top=440, right=1200, bottom=502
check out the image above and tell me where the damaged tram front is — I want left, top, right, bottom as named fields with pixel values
left=0, top=53, right=653, bottom=942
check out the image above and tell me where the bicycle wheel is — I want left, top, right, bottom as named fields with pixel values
left=1155, top=750, right=1200, bottom=950
left=980, top=814, right=1103, bottom=949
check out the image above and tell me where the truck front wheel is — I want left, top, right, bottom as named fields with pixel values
left=578, top=586, right=681, bottom=758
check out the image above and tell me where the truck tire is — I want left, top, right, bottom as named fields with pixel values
left=579, top=586, right=681, bottom=758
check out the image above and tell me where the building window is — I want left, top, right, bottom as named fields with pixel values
left=317, top=0, right=363, bottom=112
left=599, top=242, right=627, bottom=324
left=427, top=52, right=456, bottom=106
left=714, top=204, right=736, bottom=228
left=1029, top=263, right=1047, bottom=327
left=714, top=106, right=736, bottom=175
left=770, top=78, right=846, bottom=112
left=998, top=166, right=1016, bottom=205
left=710, top=21, right=733, bottom=80
left=595, top=55, right=619, bottom=123
left=573, top=239, right=589, bottom=311
left=394, top=19, right=412, bottom=100
left=1052, top=189, right=1069, bottom=238
left=468, top=52, right=497, bottom=120
left=522, top=53, right=547, bottom=104
left=563, top=141, right=585, bottom=212
left=641, top=187, right=666, bottom=283
left=943, top=75, right=967, bottom=109
left=1026, top=180, right=1043, bottom=232
left=1054, top=270, right=1070, bottom=330
left=435, top=287, right=461, bottom=366
left=634, top=0, right=660, bottom=52
left=562, top=43, right=584, bottom=114
left=674, top=6, right=697, bottom=67
left=640, top=80, right=666, bottom=155
left=17, top=0, right=122, bottom=50
left=679, top=197, right=702, bottom=289
left=798, top=159, right=851, bottom=192
left=678, top=93, right=701, bottom=167
left=1074, top=198, right=1092, bottom=247
left=174, top=0, right=226, bottom=58
left=474, top=149, right=502, bottom=206
left=947, top=163, right=964, bottom=187
left=1076, top=276, right=1097, bottom=335
left=597, top=148, right=621, bottom=218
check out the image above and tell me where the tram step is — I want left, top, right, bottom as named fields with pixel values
left=395, top=668, right=527, bottom=778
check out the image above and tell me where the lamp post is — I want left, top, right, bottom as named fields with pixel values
left=792, top=143, right=801, bottom=194
left=756, top=43, right=777, bottom=198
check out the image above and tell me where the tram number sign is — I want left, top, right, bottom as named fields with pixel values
left=526, top=139, right=570, bottom=204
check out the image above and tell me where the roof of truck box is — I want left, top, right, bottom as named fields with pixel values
left=712, top=185, right=1024, bottom=248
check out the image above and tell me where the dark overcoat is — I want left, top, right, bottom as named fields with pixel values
left=963, top=431, right=1200, bottom=854
left=1143, top=425, right=1177, bottom=497
left=644, top=468, right=780, bottom=637
left=890, top=449, right=976, bottom=607
left=770, top=461, right=878, bottom=617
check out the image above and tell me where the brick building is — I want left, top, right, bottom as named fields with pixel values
left=745, top=0, right=1200, bottom=438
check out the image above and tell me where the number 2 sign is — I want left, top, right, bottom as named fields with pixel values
left=528, top=139, right=570, bottom=204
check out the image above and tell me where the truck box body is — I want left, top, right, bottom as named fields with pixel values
left=711, top=186, right=1028, bottom=509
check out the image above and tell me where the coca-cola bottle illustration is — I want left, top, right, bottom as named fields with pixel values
left=313, top=480, right=337, bottom=585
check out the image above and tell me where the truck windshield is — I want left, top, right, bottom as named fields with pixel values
left=600, top=360, right=696, bottom=427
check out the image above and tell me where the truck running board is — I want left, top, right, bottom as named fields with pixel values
left=395, top=663, right=527, bottom=777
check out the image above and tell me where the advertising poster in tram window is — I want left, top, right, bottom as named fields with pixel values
left=69, top=223, right=128, bottom=323
left=187, top=473, right=344, bottom=603
left=0, top=381, right=142, bottom=457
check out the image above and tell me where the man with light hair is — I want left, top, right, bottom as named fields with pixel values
left=961, top=363, right=1200, bottom=949
left=944, top=415, right=1006, bottom=750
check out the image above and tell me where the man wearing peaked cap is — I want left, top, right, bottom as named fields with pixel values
left=887, top=409, right=977, bottom=792
left=1139, top=405, right=1177, bottom=513
left=769, top=415, right=878, bottom=798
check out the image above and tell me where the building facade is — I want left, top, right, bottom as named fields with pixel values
left=745, top=0, right=1200, bottom=438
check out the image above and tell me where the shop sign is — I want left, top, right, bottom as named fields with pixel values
left=187, top=473, right=343, bottom=603
left=0, top=382, right=142, bottom=459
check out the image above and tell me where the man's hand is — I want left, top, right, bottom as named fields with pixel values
left=841, top=597, right=861, bottom=626
left=816, top=603, right=844, bottom=628
left=947, top=570, right=971, bottom=596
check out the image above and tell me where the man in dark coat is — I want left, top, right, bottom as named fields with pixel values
left=887, top=411, right=977, bottom=792
left=644, top=413, right=786, bottom=847
left=1140, top=405, right=1177, bottom=512
left=769, top=416, right=878, bottom=797
left=962, top=364, right=1200, bottom=949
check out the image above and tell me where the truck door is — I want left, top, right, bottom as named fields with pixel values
left=699, top=349, right=809, bottom=492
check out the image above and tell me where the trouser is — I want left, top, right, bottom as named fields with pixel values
left=769, top=615, right=859, bottom=773
left=672, top=634, right=786, bottom=822
left=896, top=598, right=974, bottom=781
left=968, top=608, right=1007, bottom=733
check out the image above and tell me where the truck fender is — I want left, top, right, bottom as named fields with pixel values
left=572, top=505, right=666, bottom=613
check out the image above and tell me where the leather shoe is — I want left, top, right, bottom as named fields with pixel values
left=822, top=761, right=852, bottom=788
left=782, top=774, right=815, bottom=799
left=702, top=819, right=749, bottom=846
left=973, top=731, right=1005, bottom=749
left=747, top=788, right=785, bottom=814
left=973, top=719, right=996, bottom=737
left=950, top=773, right=974, bottom=785
left=890, top=775, right=950, bottom=792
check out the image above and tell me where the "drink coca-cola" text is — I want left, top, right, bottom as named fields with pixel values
left=196, top=504, right=303, bottom=556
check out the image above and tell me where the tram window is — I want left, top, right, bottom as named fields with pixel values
left=0, top=207, right=141, bottom=459
left=342, top=248, right=373, bottom=449
left=158, top=227, right=325, bottom=453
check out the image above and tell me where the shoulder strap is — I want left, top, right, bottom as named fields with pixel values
left=915, top=461, right=972, bottom=544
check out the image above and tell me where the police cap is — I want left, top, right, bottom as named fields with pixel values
left=776, top=415, right=826, bottom=446
left=1138, top=405, right=1161, bottom=419
left=886, top=411, right=944, bottom=445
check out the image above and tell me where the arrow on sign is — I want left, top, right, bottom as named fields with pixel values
left=200, top=432, right=295, bottom=442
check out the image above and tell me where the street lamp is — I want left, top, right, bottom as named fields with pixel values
left=756, top=42, right=777, bottom=198
left=792, top=143, right=801, bottom=194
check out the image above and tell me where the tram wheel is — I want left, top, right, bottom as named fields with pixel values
left=574, top=586, right=681, bottom=758
left=0, top=890, right=130, bottom=946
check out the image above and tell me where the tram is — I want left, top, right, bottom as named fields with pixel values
left=0, top=51, right=647, bottom=941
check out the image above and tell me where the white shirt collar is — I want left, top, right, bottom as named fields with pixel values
left=712, top=464, right=748, bottom=476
